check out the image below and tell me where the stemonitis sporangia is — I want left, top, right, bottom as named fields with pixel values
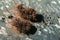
left=7, top=4, right=44, bottom=36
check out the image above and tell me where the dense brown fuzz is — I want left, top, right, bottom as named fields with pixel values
left=7, top=4, right=44, bottom=35
left=13, top=4, right=44, bottom=22
left=8, top=17, right=37, bottom=35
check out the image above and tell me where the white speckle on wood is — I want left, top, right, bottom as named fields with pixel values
left=43, top=29, right=48, bottom=32
left=26, top=37, right=32, bottom=40
left=0, top=6, right=4, bottom=10
left=58, top=18, right=60, bottom=24
left=38, top=31, right=41, bottom=35
left=1, top=27, right=6, bottom=30
left=6, top=5, right=9, bottom=8
left=58, top=1, right=60, bottom=3
left=0, top=26, right=7, bottom=35
left=38, top=0, right=41, bottom=2
left=51, top=1, right=57, bottom=4
left=55, top=24, right=60, bottom=28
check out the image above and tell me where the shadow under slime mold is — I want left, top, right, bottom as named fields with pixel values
left=14, top=4, right=44, bottom=23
